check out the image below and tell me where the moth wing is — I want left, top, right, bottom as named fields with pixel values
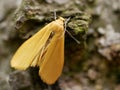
left=11, top=23, right=54, bottom=70
left=39, top=33, right=64, bottom=85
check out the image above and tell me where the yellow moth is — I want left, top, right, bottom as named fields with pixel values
left=11, top=17, right=65, bottom=85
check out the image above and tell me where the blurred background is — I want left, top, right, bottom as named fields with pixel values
left=0, top=0, right=120, bottom=90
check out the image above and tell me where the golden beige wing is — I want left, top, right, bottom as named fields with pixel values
left=39, top=33, right=64, bottom=85
left=11, top=22, right=54, bottom=70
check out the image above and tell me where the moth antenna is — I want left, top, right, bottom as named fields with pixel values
left=64, top=17, right=80, bottom=44
left=66, top=30, right=80, bottom=44
left=53, top=10, right=57, bottom=20
left=64, top=17, right=71, bottom=27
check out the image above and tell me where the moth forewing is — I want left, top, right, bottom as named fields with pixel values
left=11, top=21, right=56, bottom=70
left=39, top=23, right=64, bottom=84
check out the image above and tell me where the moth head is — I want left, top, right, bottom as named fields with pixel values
left=58, top=17, right=65, bottom=22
